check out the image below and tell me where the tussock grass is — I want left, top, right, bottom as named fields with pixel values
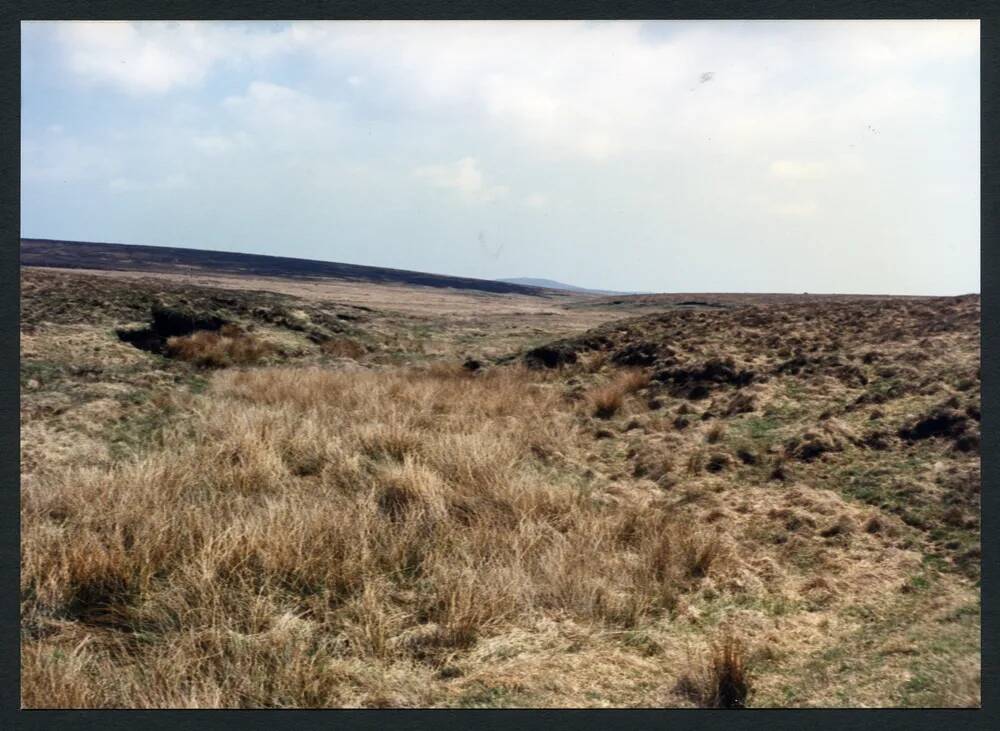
left=165, top=329, right=276, bottom=368
left=617, top=368, right=651, bottom=394
left=706, top=423, right=726, bottom=444
left=675, top=633, right=752, bottom=708
left=686, top=450, right=706, bottom=475
left=320, top=337, right=366, bottom=359
left=22, top=364, right=719, bottom=708
left=587, top=369, right=650, bottom=419
left=20, top=268, right=982, bottom=708
left=589, top=385, right=624, bottom=419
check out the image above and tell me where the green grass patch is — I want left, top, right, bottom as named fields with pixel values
left=740, top=416, right=782, bottom=440
left=106, top=387, right=198, bottom=460
left=826, top=457, right=980, bottom=580
left=866, top=377, right=906, bottom=399
left=20, top=360, right=66, bottom=388
left=617, top=630, right=662, bottom=657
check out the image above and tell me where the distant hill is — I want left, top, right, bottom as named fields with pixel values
left=21, top=239, right=550, bottom=297
left=497, top=277, right=633, bottom=296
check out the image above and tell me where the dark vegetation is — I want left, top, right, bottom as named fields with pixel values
left=22, top=265, right=372, bottom=336
left=675, top=634, right=752, bottom=708
left=22, top=238, right=548, bottom=295
left=518, top=294, right=981, bottom=581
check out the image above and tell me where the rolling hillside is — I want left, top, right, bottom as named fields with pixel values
left=496, top=277, right=633, bottom=296
left=21, top=239, right=549, bottom=297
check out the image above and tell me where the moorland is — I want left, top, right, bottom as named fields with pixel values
left=20, top=242, right=980, bottom=708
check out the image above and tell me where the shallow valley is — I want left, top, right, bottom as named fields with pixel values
left=20, top=265, right=980, bottom=708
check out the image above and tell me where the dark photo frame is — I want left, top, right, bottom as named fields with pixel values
left=3, top=2, right=996, bottom=729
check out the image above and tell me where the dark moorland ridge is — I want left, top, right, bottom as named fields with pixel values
left=20, top=238, right=550, bottom=297
left=496, top=277, right=634, bottom=296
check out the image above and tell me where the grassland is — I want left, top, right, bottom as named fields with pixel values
left=20, top=266, right=980, bottom=708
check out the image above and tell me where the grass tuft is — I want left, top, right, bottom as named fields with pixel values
left=675, top=633, right=752, bottom=708
left=165, top=329, right=276, bottom=368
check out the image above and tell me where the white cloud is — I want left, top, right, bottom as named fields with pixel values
left=55, top=22, right=217, bottom=94
left=771, top=200, right=818, bottom=217
left=192, top=133, right=249, bottom=156
left=413, top=157, right=508, bottom=202
left=824, top=20, right=978, bottom=72
left=43, top=20, right=980, bottom=162
left=222, top=82, right=335, bottom=143
left=316, top=21, right=686, bottom=161
left=299, top=21, right=974, bottom=163
left=24, top=20, right=979, bottom=295
left=769, top=160, right=828, bottom=180
left=50, top=21, right=298, bottom=95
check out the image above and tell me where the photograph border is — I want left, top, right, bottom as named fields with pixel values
left=2, top=1, right=995, bottom=729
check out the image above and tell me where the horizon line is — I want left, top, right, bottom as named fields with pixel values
left=19, top=235, right=980, bottom=299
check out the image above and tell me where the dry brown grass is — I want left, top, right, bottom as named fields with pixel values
left=589, top=385, right=624, bottom=420
left=705, top=423, right=726, bottom=444
left=686, top=450, right=706, bottom=475
left=675, top=633, right=752, bottom=708
left=617, top=368, right=651, bottom=394
left=586, top=369, right=649, bottom=419
left=21, top=364, right=722, bottom=708
left=320, top=337, right=366, bottom=359
left=19, top=268, right=982, bottom=708
left=165, top=329, right=276, bottom=368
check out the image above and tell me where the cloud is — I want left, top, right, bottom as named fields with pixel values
left=298, top=21, right=975, bottom=163
left=413, top=157, right=508, bottom=202
left=54, top=22, right=218, bottom=94
left=192, top=133, right=249, bottom=156
left=221, top=82, right=335, bottom=143
left=769, top=160, right=828, bottom=180
left=771, top=200, right=818, bottom=217
left=50, top=21, right=297, bottom=95
left=317, top=21, right=688, bottom=160
left=22, top=20, right=979, bottom=295
left=825, top=20, right=978, bottom=72
left=42, top=20, right=980, bottom=162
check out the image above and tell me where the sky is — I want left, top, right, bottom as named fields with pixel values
left=21, top=20, right=980, bottom=295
